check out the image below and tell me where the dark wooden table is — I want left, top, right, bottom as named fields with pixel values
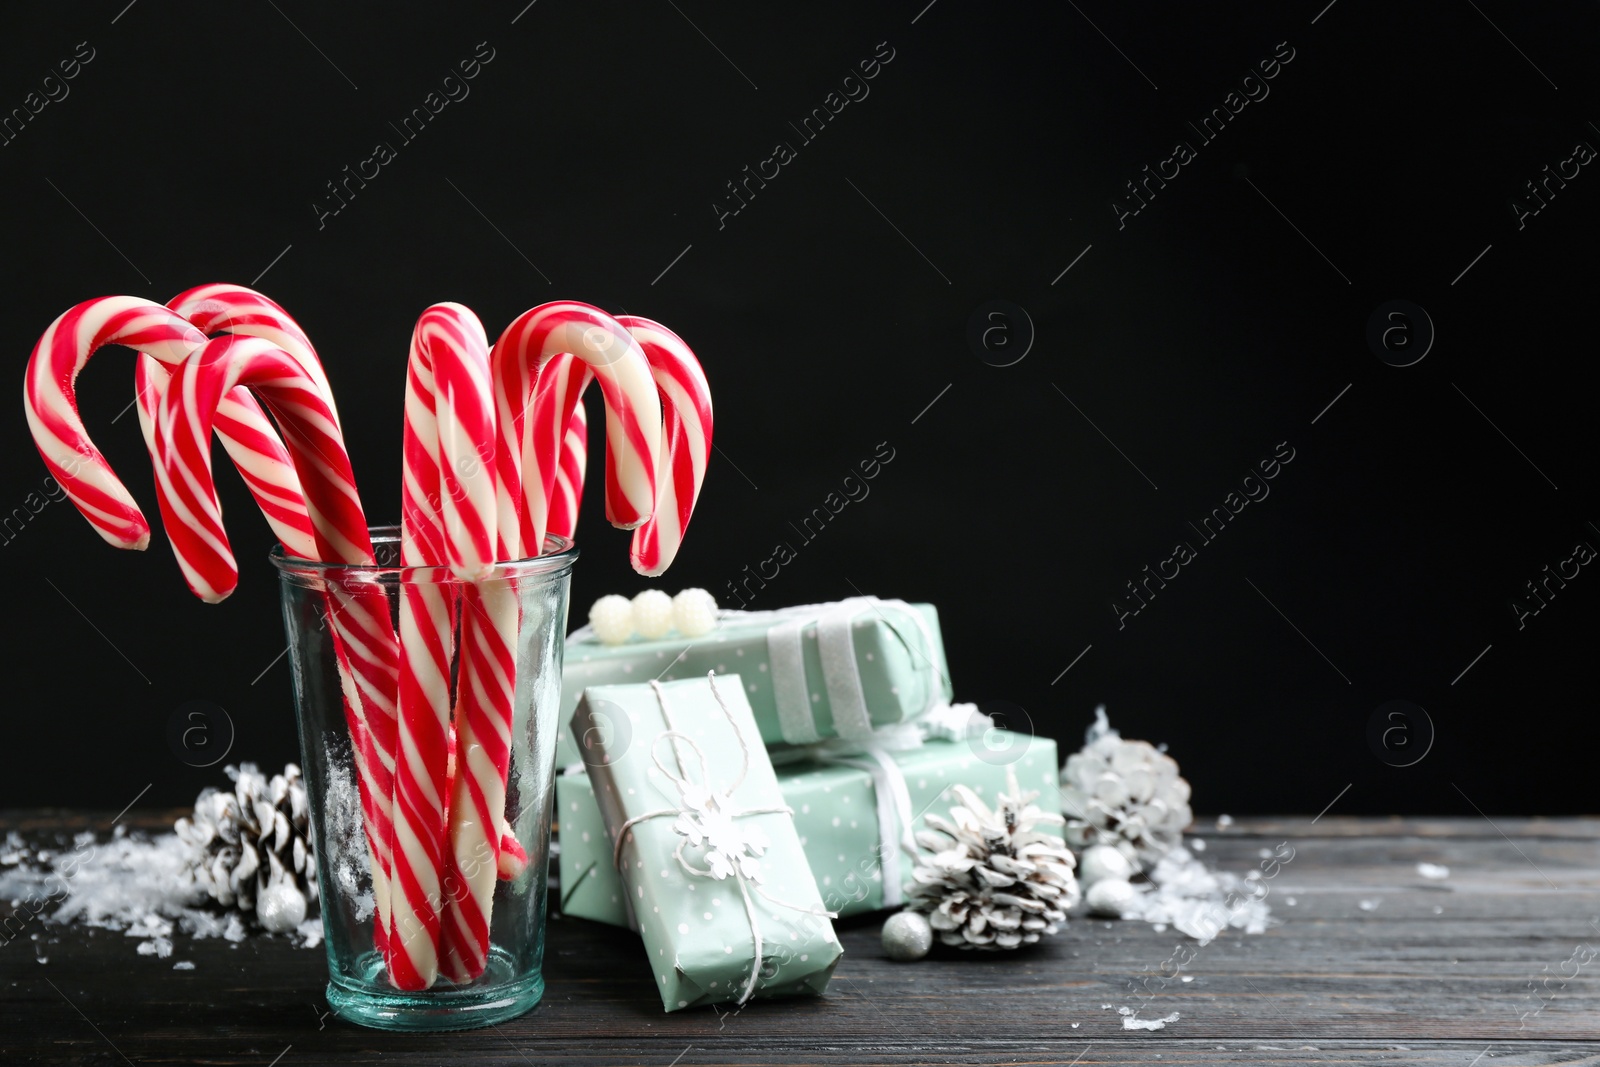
left=3, top=812, right=1596, bottom=1065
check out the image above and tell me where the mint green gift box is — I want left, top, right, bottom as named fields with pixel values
left=572, top=674, right=842, bottom=1012
left=556, top=599, right=952, bottom=768
left=558, top=730, right=1060, bottom=927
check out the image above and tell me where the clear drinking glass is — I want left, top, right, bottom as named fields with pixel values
left=271, top=527, right=576, bottom=1031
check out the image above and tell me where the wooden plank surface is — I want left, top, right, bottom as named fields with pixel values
left=3, top=814, right=1597, bottom=1065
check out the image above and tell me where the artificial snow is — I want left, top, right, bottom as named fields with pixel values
left=1117, top=846, right=1272, bottom=942
left=320, top=742, right=371, bottom=918
left=0, top=826, right=322, bottom=959
left=1118, top=1007, right=1181, bottom=1030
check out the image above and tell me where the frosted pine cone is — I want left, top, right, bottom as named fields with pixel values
left=175, top=763, right=317, bottom=927
left=1059, top=706, right=1192, bottom=871
left=906, top=770, right=1080, bottom=950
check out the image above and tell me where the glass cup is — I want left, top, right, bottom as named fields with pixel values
left=271, top=527, right=577, bottom=1031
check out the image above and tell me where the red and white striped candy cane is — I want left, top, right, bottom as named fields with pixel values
left=389, top=340, right=455, bottom=987
left=24, top=297, right=206, bottom=551
left=490, top=301, right=662, bottom=560
left=166, top=283, right=339, bottom=426
left=390, top=311, right=464, bottom=988
left=129, top=282, right=345, bottom=564
left=615, top=317, right=713, bottom=577
left=437, top=575, right=519, bottom=983
left=135, top=354, right=318, bottom=561
left=390, top=304, right=497, bottom=989
left=151, top=331, right=372, bottom=587
left=522, top=319, right=710, bottom=574
left=400, top=304, right=525, bottom=984
left=546, top=392, right=588, bottom=541
left=144, top=302, right=370, bottom=606
left=519, top=351, right=592, bottom=552
left=130, top=283, right=340, bottom=577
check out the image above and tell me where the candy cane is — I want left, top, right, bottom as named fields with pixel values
left=615, top=316, right=713, bottom=577
left=437, top=576, right=518, bottom=983
left=490, top=301, right=661, bottom=560
left=465, top=302, right=664, bottom=972
left=399, top=305, right=524, bottom=985
left=147, top=328, right=375, bottom=566
left=24, top=297, right=206, bottom=550
left=390, top=313, right=463, bottom=988
left=390, top=304, right=497, bottom=989
left=523, top=319, right=710, bottom=574
left=151, top=331, right=371, bottom=596
left=547, top=391, right=588, bottom=541
left=129, top=283, right=341, bottom=563
left=165, top=283, right=338, bottom=426
left=135, top=355, right=318, bottom=562
left=519, top=351, right=593, bottom=553
left=133, top=282, right=343, bottom=584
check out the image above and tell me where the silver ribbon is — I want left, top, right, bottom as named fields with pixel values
left=767, top=616, right=818, bottom=744
left=762, top=596, right=949, bottom=745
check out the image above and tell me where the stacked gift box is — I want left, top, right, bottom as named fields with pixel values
left=554, top=595, right=1061, bottom=1012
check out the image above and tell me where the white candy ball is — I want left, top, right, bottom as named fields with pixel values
left=881, top=910, right=933, bottom=961
left=1085, top=877, right=1136, bottom=918
left=589, top=595, right=635, bottom=645
left=1078, top=844, right=1134, bottom=886
left=631, top=589, right=675, bottom=640
left=256, top=882, right=308, bottom=933
left=672, top=588, right=718, bottom=638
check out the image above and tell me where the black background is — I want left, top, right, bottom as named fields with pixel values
left=1, top=1, right=1594, bottom=815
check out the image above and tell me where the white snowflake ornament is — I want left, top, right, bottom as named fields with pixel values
left=671, top=784, right=769, bottom=882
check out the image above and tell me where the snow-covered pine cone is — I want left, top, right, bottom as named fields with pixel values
left=175, top=763, right=317, bottom=921
left=1059, top=706, right=1192, bottom=871
left=906, top=771, right=1080, bottom=950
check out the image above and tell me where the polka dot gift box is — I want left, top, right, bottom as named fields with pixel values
left=555, top=598, right=952, bottom=768
left=571, top=674, right=842, bottom=1012
left=557, top=731, right=1061, bottom=926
